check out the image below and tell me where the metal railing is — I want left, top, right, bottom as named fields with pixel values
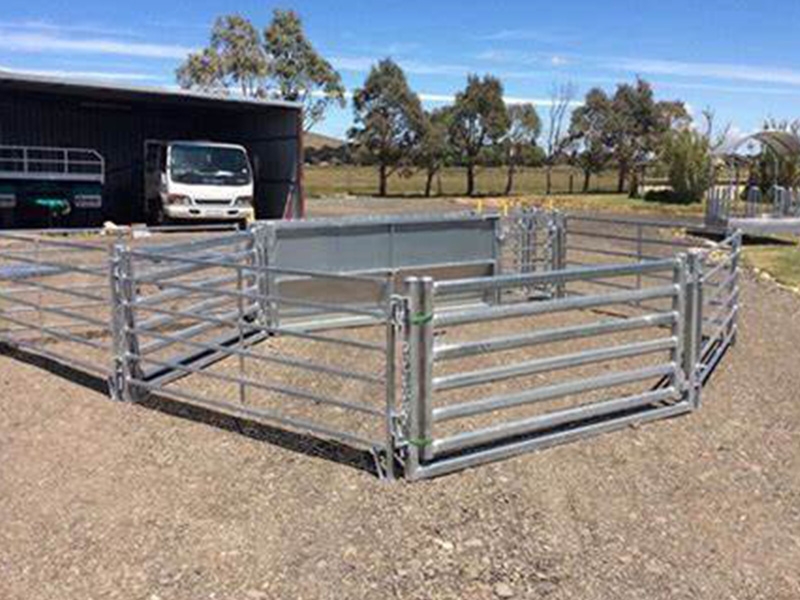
left=697, top=230, right=741, bottom=385
left=400, top=256, right=701, bottom=480
left=706, top=184, right=800, bottom=227
left=109, top=225, right=399, bottom=476
left=0, top=145, right=105, bottom=183
left=0, top=212, right=742, bottom=481
left=0, top=229, right=117, bottom=377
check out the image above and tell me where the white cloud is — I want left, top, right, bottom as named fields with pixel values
left=330, top=55, right=468, bottom=76
left=0, top=65, right=158, bottom=82
left=609, top=57, right=800, bottom=87
left=477, top=30, right=571, bottom=44
left=0, top=19, right=140, bottom=38
left=0, top=30, right=194, bottom=59
left=417, top=92, right=581, bottom=107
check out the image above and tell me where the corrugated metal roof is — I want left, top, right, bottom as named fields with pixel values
left=0, top=70, right=302, bottom=112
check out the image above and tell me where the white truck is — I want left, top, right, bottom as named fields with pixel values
left=144, top=140, right=255, bottom=226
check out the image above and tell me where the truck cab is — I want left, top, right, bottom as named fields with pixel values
left=144, top=140, right=255, bottom=225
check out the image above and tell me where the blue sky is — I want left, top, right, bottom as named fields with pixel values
left=3, top=0, right=800, bottom=141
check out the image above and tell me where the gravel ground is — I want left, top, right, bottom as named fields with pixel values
left=1, top=203, right=799, bottom=599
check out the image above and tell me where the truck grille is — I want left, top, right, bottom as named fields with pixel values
left=195, top=199, right=233, bottom=206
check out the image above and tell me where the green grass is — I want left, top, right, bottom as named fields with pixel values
left=304, top=165, right=620, bottom=198
left=744, top=241, right=800, bottom=289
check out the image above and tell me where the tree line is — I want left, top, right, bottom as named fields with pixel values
left=178, top=9, right=721, bottom=202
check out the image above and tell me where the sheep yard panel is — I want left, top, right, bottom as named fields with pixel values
left=0, top=211, right=740, bottom=480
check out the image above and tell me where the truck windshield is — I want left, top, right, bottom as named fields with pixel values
left=169, top=145, right=251, bottom=186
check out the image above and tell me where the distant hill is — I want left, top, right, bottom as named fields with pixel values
left=305, top=132, right=346, bottom=150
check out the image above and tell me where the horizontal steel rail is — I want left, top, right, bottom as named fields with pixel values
left=133, top=274, right=244, bottom=311
left=566, top=244, right=663, bottom=262
left=433, top=363, right=677, bottom=422
left=566, top=228, right=698, bottom=249
left=1, top=335, right=111, bottom=377
left=132, top=324, right=384, bottom=385
left=434, top=312, right=677, bottom=361
left=133, top=231, right=252, bottom=256
left=128, top=379, right=385, bottom=450
left=435, top=285, right=678, bottom=328
left=434, top=259, right=677, bottom=296
left=0, top=231, right=112, bottom=252
left=430, top=387, right=680, bottom=456
left=129, top=248, right=389, bottom=285
left=0, top=277, right=108, bottom=303
left=0, top=310, right=110, bottom=351
left=134, top=250, right=255, bottom=283
left=414, top=402, right=692, bottom=479
left=0, top=289, right=109, bottom=328
left=128, top=273, right=387, bottom=320
left=0, top=249, right=108, bottom=277
left=433, top=337, right=677, bottom=392
left=702, top=252, right=740, bottom=283
left=134, top=353, right=384, bottom=417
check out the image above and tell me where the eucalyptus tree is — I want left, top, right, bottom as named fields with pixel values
left=503, top=103, right=541, bottom=195
left=263, top=9, right=346, bottom=131
left=177, top=10, right=344, bottom=131
left=569, top=88, right=613, bottom=192
left=449, top=75, right=510, bottom=196
left=415, top=107, right=452, bottom=197
left=349, top=59, right=425, bottom=197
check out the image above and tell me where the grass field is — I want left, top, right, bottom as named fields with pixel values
left=304, top=165, right=621, bottom=198
left=744, top=241, right=800, bottom=289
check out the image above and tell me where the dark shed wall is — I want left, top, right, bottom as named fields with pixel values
left=0, top=80, right=302, bottom=222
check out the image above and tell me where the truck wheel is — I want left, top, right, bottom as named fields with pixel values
left=148, top=202, right=167, bottom=227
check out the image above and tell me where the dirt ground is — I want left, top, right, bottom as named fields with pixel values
left=2, top=201, right=800, bottom=599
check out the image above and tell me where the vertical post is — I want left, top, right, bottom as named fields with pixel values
left=404, top=277, right=434, bottom=479
left=383, top=276, right=399, bottom=481
left=551, top=212, right=567, bottom=298
left=684, top=251, right=703, bottom=409
left=236, top=261, right=247, bottom=405
left=254, top=224, right=279, bottom=330
left=488, top=216, right=501, bottom=305
left=635, top=223, right=644, bottom=305
left=252, top=225, right=270, bottom=328
left=671, top=255, right=687, bottom=404
left=108, top=242, right=141, bottom=402
left=728, top=231, right=742, bottom=346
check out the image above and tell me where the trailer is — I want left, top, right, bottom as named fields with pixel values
left=0, top=145, right=105, bottom=228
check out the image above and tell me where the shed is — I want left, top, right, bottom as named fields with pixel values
left=0, top=71, right=304, bottom=223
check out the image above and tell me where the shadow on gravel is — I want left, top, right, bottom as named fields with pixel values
left=0, top=343, right=379, bottom=478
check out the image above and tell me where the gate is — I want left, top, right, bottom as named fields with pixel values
left=399, top=257, right=701, bottom=480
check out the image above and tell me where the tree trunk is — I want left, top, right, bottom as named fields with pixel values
left=504, top=163, right=515, bottom=196
left=379, top=163, right=388, bottom=197
left=546, top=164, right=552, bottom=195
left=466, top=163, right=476, bottom=196
left=629, top=168, right=640, bottom=198
left=583, top=169, right=591, bottom=193
left=425, top=170, right=435, bottom=197
left=617, top=163, right=628, bottom=194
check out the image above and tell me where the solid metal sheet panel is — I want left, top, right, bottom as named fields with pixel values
left=391, top=220, right=496, bottom=267
left=268, top=214, right=499, bottom=275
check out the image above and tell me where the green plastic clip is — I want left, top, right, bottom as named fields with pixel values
left=410, top=311, right=433, bottom=326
